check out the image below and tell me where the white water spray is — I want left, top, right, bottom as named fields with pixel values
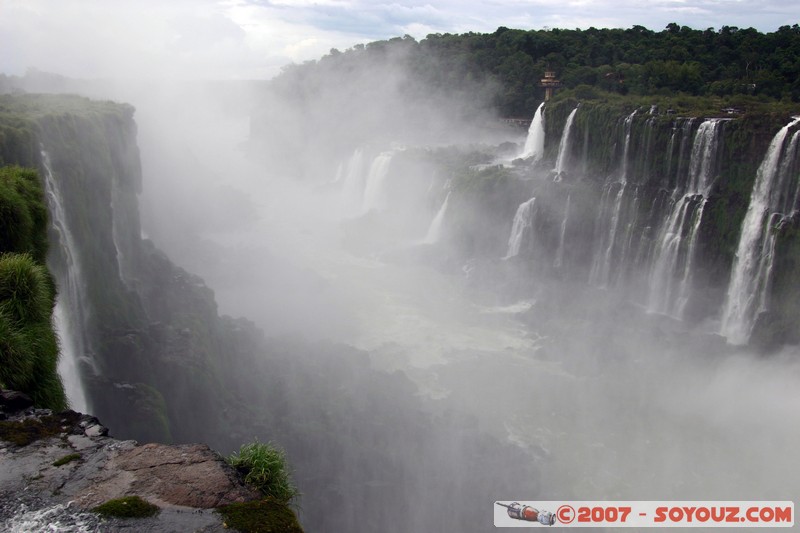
left=3, top=502, right=96, bottom=533
left=504, top=197, right=536, bottom=259
left=520, top=103, right=545, bottom=161
left=422, top=192, right=451, bottom=244
left=721, top=117, right=800, bottom=344
left=554, top=194, right=570, bottom=268
left=589, top=110, right=638, bottom=287
left=553, top=106, right=578, bottom=180
left=109, top=191, right=130, bottom=286
left=339, top=148, right=366, bottom=215
left=620, top=109, right=637, bottom=182
left=41, top=148, right=89, bottom=412
left=362, top=151, right=394, bottom=213
left=648, top=119, right=722, bottom=317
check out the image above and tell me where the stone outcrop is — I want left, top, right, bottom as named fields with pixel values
left=0, top=390, right=262, bottom=532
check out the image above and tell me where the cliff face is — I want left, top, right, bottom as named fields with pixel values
left=0, top=94, right=247, bottom=444
left=444, top=99, right=800, bottom=347
left=1, top=93, right=539, bottom=532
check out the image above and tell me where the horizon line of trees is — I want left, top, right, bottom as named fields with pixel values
left=274, top=23, right=800, bottom=116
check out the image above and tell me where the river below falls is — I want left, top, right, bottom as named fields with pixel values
left=173, top=172, right=800, bottom=505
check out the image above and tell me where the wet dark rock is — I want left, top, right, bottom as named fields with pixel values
left=0, top=390, right=34, bottom=413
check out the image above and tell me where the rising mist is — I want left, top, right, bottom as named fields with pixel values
left=3, top=24, right=800, bottom=533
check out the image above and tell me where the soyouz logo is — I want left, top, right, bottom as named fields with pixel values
left=493, top=501, right=794, bottom=527
left=496, top=502, right=556, bottom=525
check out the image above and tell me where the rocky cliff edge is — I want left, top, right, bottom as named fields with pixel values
left=0, top=389, right=296, bottom=532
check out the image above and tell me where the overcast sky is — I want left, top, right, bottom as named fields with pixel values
left=1, top=0, right=798, bottom=80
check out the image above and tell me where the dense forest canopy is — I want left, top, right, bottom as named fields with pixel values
left=272, top=24, right=800, bottom=117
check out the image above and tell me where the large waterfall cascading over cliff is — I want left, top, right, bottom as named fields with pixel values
left=504, top=197, right=537, bottom=259
left=619, top=110, right=637, bottom=182
left=40, top=148, right=89, bottom=412
left=339, top=148, right=367, bottom=215
left=554, top=194, right=570, bottom=268
left=520, top=102, right=545, bottom=160
left=497, top=104, right=800, bottom=341
left=721, top=117, right=800, bottom=345
left=362, top=151, right=394, bottom=213
left=647, top=119, right=724, bottom=317
left=423, top=192, right=451, bottom=244
left=110, top=187, right=133, bottom=287
left=589, top=110, right=637, bottom=288
left=553, top=106, right=578, bottom=180
left=338, top=149, right=397, bottom=216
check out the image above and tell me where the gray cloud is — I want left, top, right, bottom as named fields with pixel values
left=0, top=0, right=796, bottom=80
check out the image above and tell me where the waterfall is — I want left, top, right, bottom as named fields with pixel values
left=339, top=148, right=366, bottom=215
left=332, top=161, right=344, bottom=184
left=640, top=117, right=657, bottom=180
left=673, top=199, right=706, bottom=317
left=774, top=131, right=800, bottom=214
left=422, top=192, right=451, bottom=244
left=673, top=118, right=697, bottom=190
left=362, top=151, right=394, bottom=213
left=591, top=183, right=626, bottom=287
left=110, top=194, right=125, bottom=283
left=553, top=106, right=578, bottom=180
left=109, top=189, right=132, bottom=287
left=504, top=197, right=536, bottom=259
left=721, top=117, right=800, bottom=344
left=616, top=185, right=640, bottom=285
left=686, top=120, right=722, bottom=195
left=647, top=119, right=723, bottom=317
left=520, top=103, right=545, bottom=160
left=664, top=124, right=678, bottom=183
left=40, top=148, right=89, bottom=412
left=788, top=133, right=800, bottom=212
left=589, top=110, right=639, bottom=287
left=554, top=194, right=570, bottom=268
left=620, top=109, right=637, bottom=182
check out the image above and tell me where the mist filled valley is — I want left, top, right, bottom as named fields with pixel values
left=2, top=23, right=800, bottom=532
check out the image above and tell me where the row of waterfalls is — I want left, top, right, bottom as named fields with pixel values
left=506, top=104, right=800, bottom=345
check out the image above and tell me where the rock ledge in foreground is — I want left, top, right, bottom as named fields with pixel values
left=0, top=389, right=296, bottom=532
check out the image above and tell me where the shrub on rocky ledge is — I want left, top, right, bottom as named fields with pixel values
left=227, top=440, right=298, bottom=504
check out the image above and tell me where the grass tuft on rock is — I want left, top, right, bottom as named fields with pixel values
left=0, top=252, right=55, bottom=324
left=0, top=252, right=65, bottom=411
left=217, top=498, right=303, bottom=533
left=0, top=165, right=65, bottom=411
left=92, top=496, right=160, bottom=519
left=227, top=440, right=298, bottom=504
left=53, top=452, right=81, bottom=466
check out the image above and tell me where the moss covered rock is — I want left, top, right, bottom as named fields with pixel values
left=92, top=496, right=160, bottom=519
left=217, top=499, right=303, bottom=533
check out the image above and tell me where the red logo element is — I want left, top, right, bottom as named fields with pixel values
left=557, top=505, right=575, bottom=524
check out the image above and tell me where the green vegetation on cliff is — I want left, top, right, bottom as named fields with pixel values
left=0, top=165, right=65, bottom=410
left=228, top=441, right=298, bottom=504
left=223, top=441, right=302, bottom=533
